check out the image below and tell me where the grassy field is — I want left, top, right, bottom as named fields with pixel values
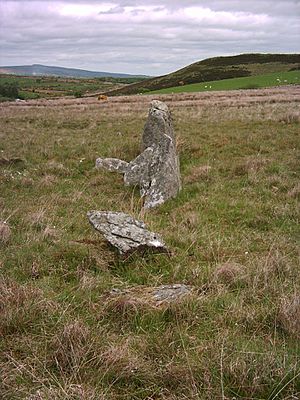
left=1, top=87, right=300, bottom=399
left=149, top=71, right=300, bottom=94
left=0, top=75, right=146, bottom=101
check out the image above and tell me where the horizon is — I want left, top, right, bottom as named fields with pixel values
left=1, top=52, right=300, bottom=77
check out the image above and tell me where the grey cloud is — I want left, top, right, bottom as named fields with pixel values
left=0, top=0, right=299, bottom=75
left=98, top=6, right=125, bottom=14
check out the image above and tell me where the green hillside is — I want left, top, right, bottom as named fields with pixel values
left=149, top=70, right=300, bottom=94
left=0, top=74, right=145, bottom=101
left=105, top=53, right=300, bottom=96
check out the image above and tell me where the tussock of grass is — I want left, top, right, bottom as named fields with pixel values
left=0, top=278, right=57, bottom=336
left=42, top=225, right=60, bottom=240
left=185, top=165, right=212, bottom=184
left=0, top=221, right=11, bottom=244
left=278, top=110, right=300, bottom=124
left=288, top=183, right=300, bottom=199
left=214, top=262, right=245, bottom=286
left=26, top=384, right=103, bottom=400
left=39, top=174, right=58, bottom=187
left=52, top=319, right=90, bottom=372
left=1, top=86, right=300, bottom=399
left=279, top=294, right=300, bottom=339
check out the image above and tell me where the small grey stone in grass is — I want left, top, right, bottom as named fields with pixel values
left=95, top=157, right=128, bottom=173
left=109, top=284, right=193, bottom=305
left=152, top=284, right=192, bottom=302
left=87, top=210, right=168, bottom=257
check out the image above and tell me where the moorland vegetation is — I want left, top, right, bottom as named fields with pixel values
left=1, top=86, right=300, bottom=399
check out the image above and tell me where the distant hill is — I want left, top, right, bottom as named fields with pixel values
left=104, top=53, right=300, bottom=96
left=0, top=64, right=148, bottom=79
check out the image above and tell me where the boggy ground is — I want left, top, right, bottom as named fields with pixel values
left=0, top=86, right=300, bottom=399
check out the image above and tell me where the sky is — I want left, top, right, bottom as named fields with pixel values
left=0, top=0, right=299, bottom=76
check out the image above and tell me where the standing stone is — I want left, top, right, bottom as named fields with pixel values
left=142, top=100, right=175, bottom=150
left=95, top=100, right=181, bottom=209
left=87, top=210, right=168, bottom=257
left=125, top=134, right=181, bottom=208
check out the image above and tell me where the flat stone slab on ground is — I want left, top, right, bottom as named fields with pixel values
left=87, top=210, right=168, bottom=257
left=109, top=284, right=193, bottom=306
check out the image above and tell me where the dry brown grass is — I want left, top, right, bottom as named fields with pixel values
left=39, top=174, right=58, bottom=186
left=185, top=165, right=212, bottom=184
left=100, top=338, right=147, bottom=379
left=214, top=262, right=245, bottom=286
left=287, top=183, right=300, bottom=199
left=30, top=261, right=40, bottom=280
left=0, top=278, right=56, bottom=336
left=278, top=110, right=300, bottom=124
left=45, top=160, right=70, bottom=176
left=78, top=273, right=99, bottom=290
left=278, top=294, right=300, bottom=339
left=234, top=156, right=270, bottom=176
left=1, top=85, right=299, bottom=111
left=26, top=384, right=105, bottom=400
left=42, top=225, right=59, bottom=240
left=52, top=320, right=90, bottom=372
left=0, top=220, right=11, bottom=244
left=20, top=176, right=34, bottom=187
left=27, top=209, right=47, bottom=227
left=102, top=290, right=151, bottom=318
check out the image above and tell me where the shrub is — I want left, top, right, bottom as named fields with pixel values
left=0, top=82, right=19, bottom=99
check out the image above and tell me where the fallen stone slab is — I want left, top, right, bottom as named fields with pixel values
left=95, top=100, right=181, bottom=209
left=109, top=284, right=193, bottom=307
left=87, top=210, right=168, bottom=257
left=152, top=284, right=192, bottom=303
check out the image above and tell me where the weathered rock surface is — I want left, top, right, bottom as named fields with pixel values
left=152, top=284, right=192, bottom=303
left=87, top=210, right=168, bottom=256
left=109, top=284, right=193, bottom=306
left=95, top=100, right=181, bottom=209
left=142, top=100, right=175, bottom=150
left=95, top=157, right=128, bottom=173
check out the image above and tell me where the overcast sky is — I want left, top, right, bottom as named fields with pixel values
left=0, top=0, right=299, bottom=75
